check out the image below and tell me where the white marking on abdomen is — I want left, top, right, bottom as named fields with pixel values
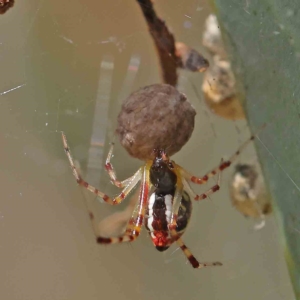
left=147, top=193, right=155, bottom=233
left=147, top=193, right=173, bottom=236
left=164, top=194, right=172, bottom=223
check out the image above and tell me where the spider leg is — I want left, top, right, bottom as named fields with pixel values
left=94, top=163, right=151, bottom=244
left=169, top=165, right=184, bottom=226
left=177, top=128, right=263, bottom=185
left=182, top=161, right=222, bottom=201
left=168, top=206, right=222, bottom=268
left=105, top=143, right=133, bottom=188
left=169, top=229, right=222, bottom=269
left=168, top=169, right=222, bottom=268
left=62, top=132, right=141, bottom=205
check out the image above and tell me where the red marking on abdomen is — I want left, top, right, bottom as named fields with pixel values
left=152, top=231, right=169, bottom=247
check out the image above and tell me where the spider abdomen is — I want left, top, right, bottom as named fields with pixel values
left=145, top=193, right=172, bottom=251
left=145, top=191, right=192, bottom=252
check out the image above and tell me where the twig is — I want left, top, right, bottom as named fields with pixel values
left=137, top=0, right=178, bottom=86
left=136, top=0, right=209, bottom=86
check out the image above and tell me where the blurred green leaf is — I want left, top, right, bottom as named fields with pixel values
left=211, top=0, right=300, bottom=298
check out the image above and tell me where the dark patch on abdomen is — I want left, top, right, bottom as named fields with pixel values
left=176, top=191, right=192, bottom=233
left=150, top=194, right=169, bottom=232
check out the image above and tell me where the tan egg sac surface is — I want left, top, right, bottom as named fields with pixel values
left=116, top=84, right=196, bottom=160
left=230, top=163, right=272, bottom=219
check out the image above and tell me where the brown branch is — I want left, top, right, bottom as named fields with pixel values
left=136, top=0, right=209, bottom=86
left=0, top=0, right=14, bottom=14
left=137, top=0, right=178, bottom=86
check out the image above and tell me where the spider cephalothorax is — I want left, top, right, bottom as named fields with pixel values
left=149, top=150, right=176, bottom=193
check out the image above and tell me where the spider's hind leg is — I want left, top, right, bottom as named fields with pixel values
left=62, top=132, right=140, bottom=205
left=168, top=167, right=222, bottom=269
left=169, top=227, right=222, bottom=269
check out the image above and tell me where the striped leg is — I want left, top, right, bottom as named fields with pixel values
left=169, top=225, right=222, bottom=269
left=168, top=165, right=184, bottom=227
left=95, top=164, right=151, bottom=244
left=62, top=132, right=141, bottom=205
left=182, top=162, right=222, bottom=201
left=168, top=206, right=222, bottom=268
left=168, top=170, right=222, bottom=268
left=105, top=143, right=133, bottom=188
left=178, top=126, right=264, bottom=185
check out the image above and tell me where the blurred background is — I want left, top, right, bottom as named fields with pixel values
left=0, top=1, right=295, bottom=299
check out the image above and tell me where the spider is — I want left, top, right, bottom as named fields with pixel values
left=62, top=131, right=256, bottom=269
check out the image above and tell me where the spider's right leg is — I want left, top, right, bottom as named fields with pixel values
left=92, top=163, right=151, bottom=245
left=168, top=202, right=222, bottom=268
left=168, top=166, right=222, bottom=269
left=62, top=132, right=141, bottom=205
left=177, top=124, right=265, bottom=185
left=181, top=161, right=222, bottom=201
left=169, top=231, right=222, bottom=269
left=105, top=143, right=133, bottom=188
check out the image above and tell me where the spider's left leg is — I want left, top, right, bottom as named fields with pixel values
left=95, top=163, right=151, bottom=245
left=62, top=132, right=140, bottom=205
left=177, top=127, right=263, bottom=185
left=105, top=143, right=133, bottom=188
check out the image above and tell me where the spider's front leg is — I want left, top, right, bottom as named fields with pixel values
left=178, top=128, right=262, bottom=186
left=62, top=132, right=141, bottom=205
